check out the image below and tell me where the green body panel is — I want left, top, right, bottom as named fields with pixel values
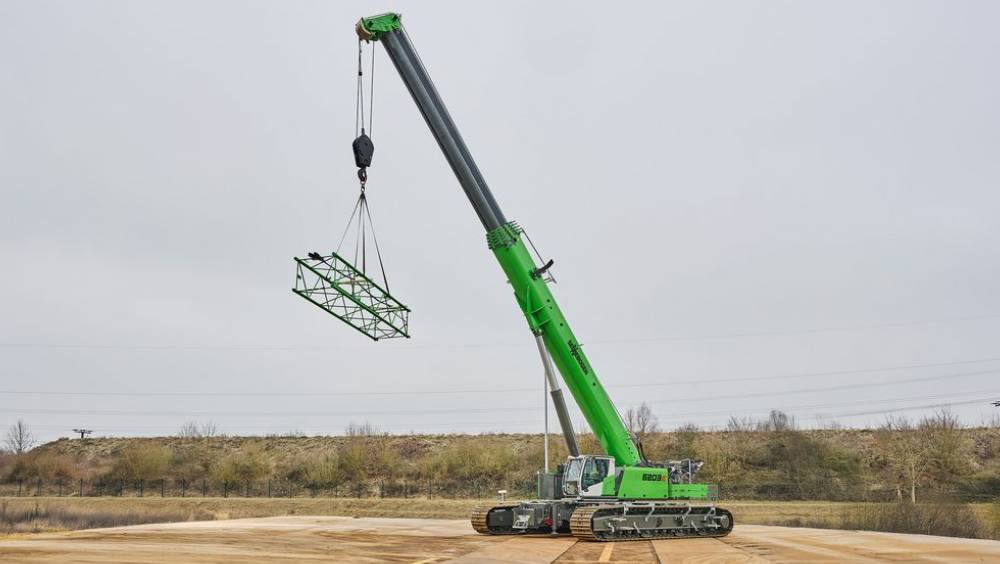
left=600, top=475, right=616, bottom=496
left=358, top=13, right=402, bottom=40
left=488, top=222, right=641, bottom=467
left=667, top=483, right=712, bottom=500
left=616, top=467, right=669, bottom=499
left=609, top=467, right=712, bottom=500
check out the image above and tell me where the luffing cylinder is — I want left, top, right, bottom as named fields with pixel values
left=488, top=222, right=642, bottom=467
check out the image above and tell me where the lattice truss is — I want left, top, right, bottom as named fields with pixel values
left=293, top=252, right=410, bottom=341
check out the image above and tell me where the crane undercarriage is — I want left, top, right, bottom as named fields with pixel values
left=473, top=500, right=734, bottom=541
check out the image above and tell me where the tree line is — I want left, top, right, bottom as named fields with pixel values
left=2, top=409, right=999, bottom=502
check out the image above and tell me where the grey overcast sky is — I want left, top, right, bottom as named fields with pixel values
left=2, top=1, right=998, bottom=443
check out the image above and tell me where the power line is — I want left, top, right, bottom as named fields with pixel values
left=4, top=372, right=997, bottom=420
left=17, top=390, right=998, bottom=436
left=646, top=388, right=1000, bottom=422
left=1, top=313, right=997, bottom=352
left=642, top=368, right=1000, bottom=406
left=1, top=355, right=998, bottom=398
left=590, top=313, right=1000, bottom=345
left=0, top=405, right=532, bottom=418
left=818, top=399, right=993, bottom=420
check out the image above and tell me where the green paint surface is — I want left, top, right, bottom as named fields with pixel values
left=616, top=467, right=669, bottom=499
left=488, top=222, right=641, bottom=467
left=359, top=13, right=402, bottom=40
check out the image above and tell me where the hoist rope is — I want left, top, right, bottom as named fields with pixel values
left=368, top=40, right=376, bottom=137
left=355, top=39, right=376, bottom=136
left=335, top=196, right=362, bottom=254
left=362, top=195, right=390, bottom=292
left=336, top=39, right=390, bottom=291
left=335, top=190, right=391, bottom=291
left=355, top=39, right=364, bottom=136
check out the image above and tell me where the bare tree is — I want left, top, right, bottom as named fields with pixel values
left=625, top=403, right=660, bottom=441
left=5, top=419, right=36, bottom=453
left=178, top=421, right=199, bottom=437
left=765, top=410, right=796, bottom=432
left=726, top=415, right=756, bottom=432
left=178, top=420, right=220, bottom=438
left=345, top=421, right=382, bottom=437
left=199, top=421, right=220, bottom=438
left=879, top=415, right=928, bottom=502
left=918, top=409, right=969, bottom=481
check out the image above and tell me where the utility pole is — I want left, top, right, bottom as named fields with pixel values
left=72, top=429, right=92, bottom=439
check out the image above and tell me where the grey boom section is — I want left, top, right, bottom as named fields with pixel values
left=379, top=28, right=507, bottom=232
left=535, top=335, right=580, bottom=457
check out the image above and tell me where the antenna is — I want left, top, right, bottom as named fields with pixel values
left=72, top=428, right=93, bottom=439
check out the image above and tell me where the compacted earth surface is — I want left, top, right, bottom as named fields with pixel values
left=1, top=516, right=999, bottom=563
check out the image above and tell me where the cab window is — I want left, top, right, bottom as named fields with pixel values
left=582, top=457, right=610, bottom=490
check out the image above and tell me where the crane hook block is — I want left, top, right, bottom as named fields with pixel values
left=353, top=133, right=374, bottom=169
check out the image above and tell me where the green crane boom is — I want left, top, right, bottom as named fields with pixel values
left=357, top=12, right=732, bottom=541
left=357, top=13, right=640, bottom=468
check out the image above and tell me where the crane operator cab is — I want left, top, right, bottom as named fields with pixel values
left=563, top=455, right=615, bottom=498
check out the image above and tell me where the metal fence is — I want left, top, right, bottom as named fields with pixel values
left=2, top=478, right=996, bottom=502
left=0, top=478, right=541, bottom=500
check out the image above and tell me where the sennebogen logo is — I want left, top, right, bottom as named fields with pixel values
left=568, top=339, right=589, bottom=375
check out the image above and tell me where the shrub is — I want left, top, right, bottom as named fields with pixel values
left=3, top=452, right=79, bottom=481
left=108, top=444, right=172, bottom=481
left=213, top=443, right=270, bottom=484
left=282, top=452, right=340, bottom=485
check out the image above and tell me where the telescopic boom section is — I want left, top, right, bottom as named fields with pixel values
left=358, top=13, right=641, bottom=467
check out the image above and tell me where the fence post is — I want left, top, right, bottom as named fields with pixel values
left=161, top=478, right=165, bottom=497
left=181, top=479, right=187, bottom=498
left=79, top=478, right=84, bottom=497
left=267, top=481, right=271, bottom=498
left=202, top=479, right=207, bottom=497
left=223, top=482, right=228, bottom=498
left=120, top=479, right=125, bottom=496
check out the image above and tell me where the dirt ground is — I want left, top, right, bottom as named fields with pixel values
left=2, top=516, right=999, bottom=563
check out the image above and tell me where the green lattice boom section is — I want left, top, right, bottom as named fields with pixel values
left=293, top=252, right=410, bottom=341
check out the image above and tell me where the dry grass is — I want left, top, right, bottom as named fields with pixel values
left=0, top=499, right=214, bottom=535
left=3, top=496, right=996, bottom=540
left=13, top=426, right=1000, bottom=504
left=770, top=501, right=997, bottom=539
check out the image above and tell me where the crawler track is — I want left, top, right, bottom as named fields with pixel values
left=570, top=504, right=734, bottom=541
left=470, top=503, right=521, bottom=535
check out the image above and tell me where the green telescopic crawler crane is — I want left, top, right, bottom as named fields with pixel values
left=357, top=13, right=733, bottom=541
